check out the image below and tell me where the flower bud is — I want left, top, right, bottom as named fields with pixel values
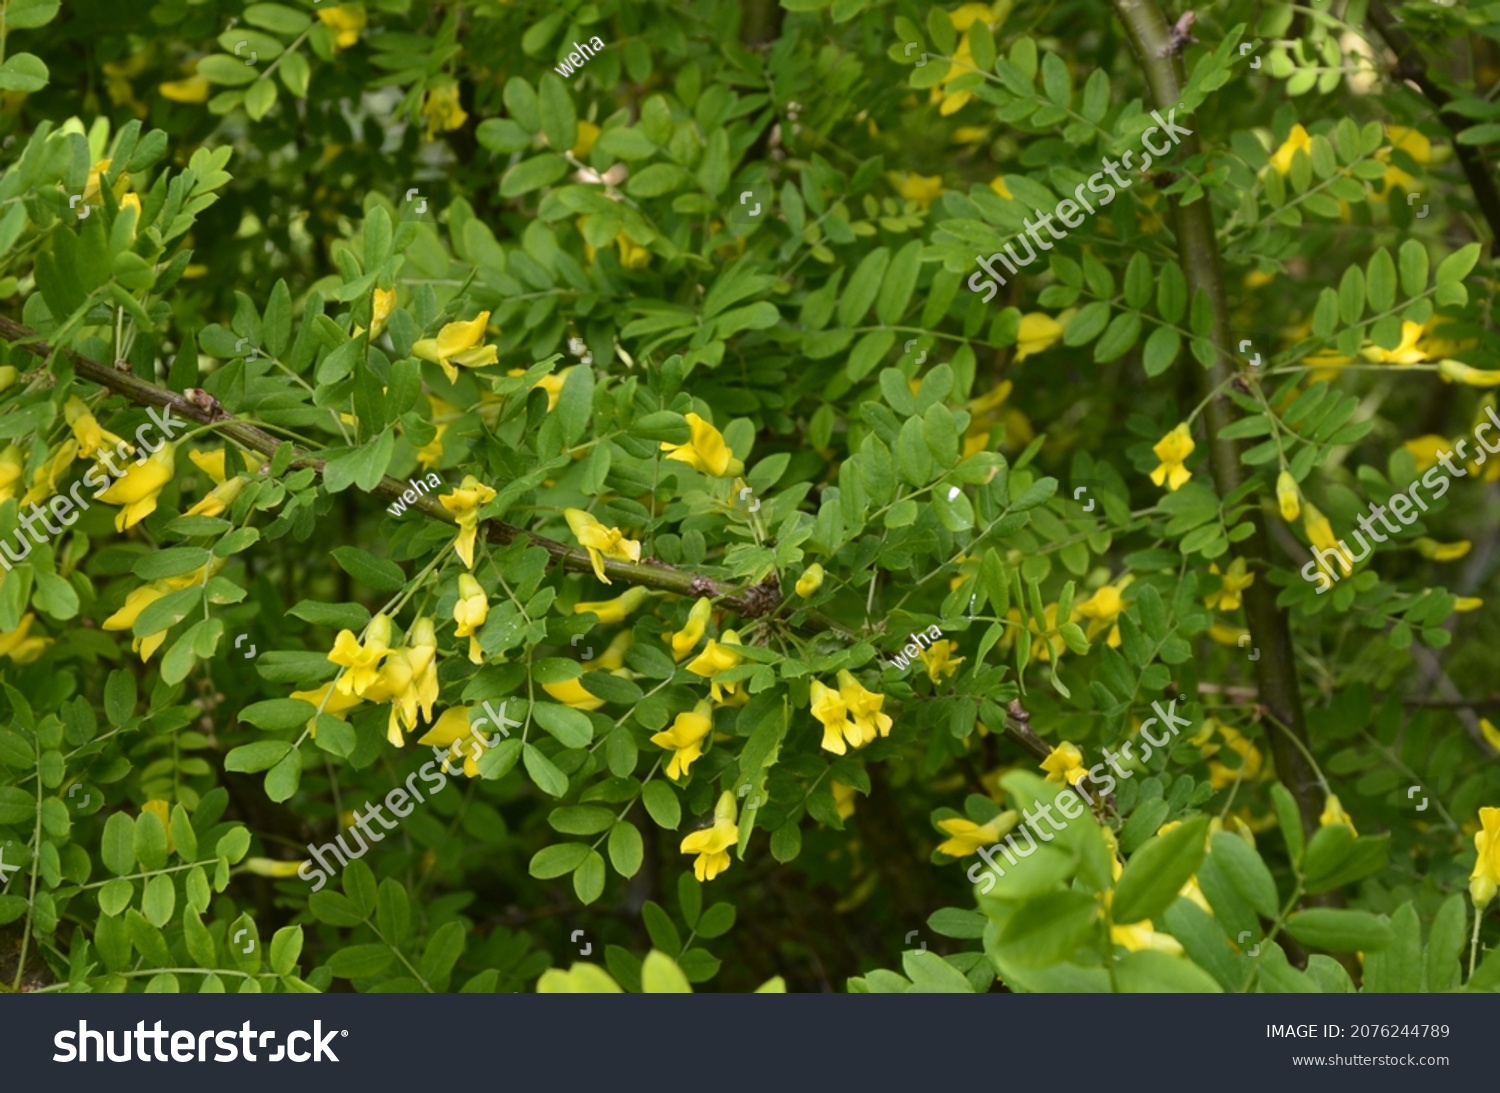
left=1275, top=470, right=1300, bottom=522
left=1439, top=359, right=1500, bottom=387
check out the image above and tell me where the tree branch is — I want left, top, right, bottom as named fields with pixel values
left=1110, top=0, right=1324, bottom=837
left=0, top=314, right=788, bottom=618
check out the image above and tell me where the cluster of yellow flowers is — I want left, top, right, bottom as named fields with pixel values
left=810, top=671, right=893, bottom=755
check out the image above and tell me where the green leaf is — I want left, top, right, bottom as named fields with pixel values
left=328, top=943, right=393, bottom=979
left=5, top=0, right=61, bottom=29
left=500, top=154, right=569, bottom=198
left=537, top=73, right=577, bottom=153
left=902, top=950, right=976, bottom=992
left=607, top=821, right=644, bottom=878
left=330, top=546, right=406, bottom=593
left=876, top=240, right=923, bottom=325
left=1207, top=832, right=1279, bottom=918
left=1363, top=902, right=1422, bottom=992
left=837, top=247, right=891, bottom=327
left=1113, top=951, right=1223, bottom=993
left=264, top=747, right=302, bottom=803
left=270, top=925, right=303, bottom=976
left=1285, top=909, right=1393, bottom=952
left=573, top=849, right=605, bottom=903
left=1425, top=893, right=1467, bottom=992
left=640, top=950, right=693, bottom=993
left=141, top=874, right=175, bottom=927
left=1062, top=301, right=1109, bottom=346
left=1303, top=826, right=1389, bottom=894
left=1398, top=239, right=1429, bottom=297
left=1365, top=247, right=1396, bottom=313
left=134, top=807, right=169, bottom=871
left=642, top=781, right=681, bottom=829
left=225, top=740, right=293, bottom=774
left=1435, top=242, right=1480, bottom=285
left=240, top=698, right=316, bottom=731
left=1111, top=814, right=1210, bottom=925
left=102, top=812, right=135, bottom=875
left=0, top=54, right=48, bottom=92
left=523, top=743, right=568, bottom=797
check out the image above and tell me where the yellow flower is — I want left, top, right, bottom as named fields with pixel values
left=1207, top=724, right=1263, bottom=789
left=1303, top=503, right=1355, bottom=576
left=1207, top=623, right=1248, bottom=647
left=414, top=311, right=497, bottom=383
left=1149, top=423, right=1195, bottom=491
left=1319, top=793, right=1357, bottom=836
left=571, top=120, right=601, bottom=158
left=949, top=2, right=1000, bottom=30
left=1276, top=470, right=1301, bottom=522
left=1360, top=320, right=1428, bottom=365
left=1041, top=741, right=1087, bottom=786
left=0, top=444, right=21, bottom=503
left=575, top=585, right=651, bottom=627
left=23, top=440, right=76, bottom=507
left=1438, top=359, right=1500, bottom=387
left=936, top=812, right=1018, bottom=856
left=417, top=707, right=487, bottom=778
left=564, top=508, right=641, bottom=584
left=1378, top=125, right=1431, bottom=196
left=416, top=394, right=455, bottom=469
left=0, top=611, right=49, bottom=663
left=919, top=639, right=965, bottom=684
left=328, top=613, right=394, bottom=698
left=687, top=631, right=746, bottom=705
left=1471, top=807, right=1500, bottom=908
left=422, top=80, right=468, bottom=141
left=887, top=171, right=945, bottom=209
left=1268, top=123, right=1312, bottom=175
left=601, top=228, right=647, bottom=270
left=666, top=596, right=714, bottom=661
left=1076, top=583, right=1127, bottom=648
left=1482, top=718, right=1500, bottom=752
left=186, top=476, right=246, bottom=519
left=64, top=397, right=128, bottom=459
left=290, top=681, right=363, bottom=736
left=839, top=669, right=893, bottom=744
left=318, top=3, right=366, bottom=49
left=371, top=617, right=440, bottom=745
left=1014, top=312, right=1065, bottom=362
left=811, top=678, right=858, bottom=755
left=242, top=858, right=306, bottom=878
left=681, top=790, right=739, bottom=881
left=159, top=75, right=211, bottom=104
left=103, top=586, right=172, bottom=662
left=542, top=675, right=607, bottom=711
left=370, top=287, right=396, bottom=338
left=1402, top=435, right=1450, bottom=472
left=988, top=175, right=1013, bottom=200
left=1204, top=557, right=1255, bottom=612
left=1110, top=920, right=1184, bottom=955
left=651, top=700, right=714, bottom=780
left=1416, top=537, right=1471, bottom=562
left=439, top=475, right=497, bottom=569
left=795, top=564, right=824, bottom=597
left=99, top=444, right=175, bottom=530
left=530, top=368, right=571, bottom=411
left=660, top=413, right=744, bottom=477
left=1455, top=596, right=1484, bottom=614
left=454, top=574, right=489, bottom=665
left=833, top=780, right=858, bottom=819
